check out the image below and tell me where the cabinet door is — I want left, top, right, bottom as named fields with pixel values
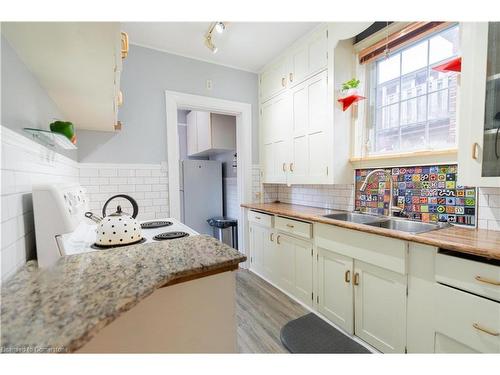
left=458, top=22, right=500, bottom=187
left=289, top=27, right=328, bottom=87
left=276, top=233, right=313, bottom=307
left=261, top=93, right=291, bottom=184
left=290, top=71, right=330, bottom=184
left=249, top=224, right=266, bottom=276
left=186, top=111, right=198, bottom=156
left=354, top=260, right=407, bottom=353
left=195, top=111, right=211, bottom=153
left=260, top=57, right=289, bottom=102
left=262, top=230, right=278, bottom=284
left=317, top=248, right=354, bottom=334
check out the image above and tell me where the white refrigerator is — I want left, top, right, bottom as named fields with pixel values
left=180, top=159, right=223, bottom=235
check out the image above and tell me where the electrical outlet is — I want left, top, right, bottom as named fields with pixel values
left=206, top=79, right=213, bottom=90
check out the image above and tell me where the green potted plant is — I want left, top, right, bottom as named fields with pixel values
left=340, top=78, right=361, bottom=97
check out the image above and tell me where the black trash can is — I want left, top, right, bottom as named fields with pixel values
left=207, top=216, right=238, bottom=249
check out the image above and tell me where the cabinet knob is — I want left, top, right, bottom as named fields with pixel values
left=472, top=323, right=499, bottom=336
left=281, top=77, right=286, bottom=87
left=345, top=270, right=351, bottom=283
left=282, top=163, right=287, bottom=172
left=121, top=32, right=129, bottom=59
left=276, top=235, right=281, bottom=244
left=472, top=142, right=480, bottom=160
left=289, top=163, right=294, bottom=172
left=475, top=275, right=500, bottom=286
left=353, top=272, right=360, bottom=285
left=289, top=73, right=294, bottom=82
left=270, top=233, right=274, bottom=242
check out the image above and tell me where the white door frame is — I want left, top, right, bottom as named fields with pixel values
left=165, top=90, right=252, bottom=262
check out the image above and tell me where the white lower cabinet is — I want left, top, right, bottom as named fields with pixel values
left=317, top=248, right=354, bottom=334
left=353, top=260, right=407, bottom=353
left=249, top=223, right=267, bottom=276
left=276, top=233, right=314, bottom=307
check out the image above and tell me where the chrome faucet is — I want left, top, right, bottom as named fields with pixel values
left=359, top=169, right=403, bottom=217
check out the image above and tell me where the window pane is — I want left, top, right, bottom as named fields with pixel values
left=377, top=54, right=400, bottom=84
left=429, top=26, right=459, bottom=64
left=401, top=69, right=428, bottom=100
left=376, top=80, right=400, bottom=107
left=401, top=125, right=426, bottom=150
left=428, top=89, right=450, bottom=120
left=377, top=103, right=399, bottom=130
left=428, top=69, right=457, bottom=93
left=375, top=129, right=400, bottom=153
left=400, top=97, right=427, bottom=126
left=428, top=119, right=456, bottom=148
left=401, top=40, right=428, bottom=75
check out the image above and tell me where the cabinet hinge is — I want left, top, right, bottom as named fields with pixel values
left=326, top=52, right=328, bottom=60
left=326, top=29, right=328, bottom=38
left=311, top=248, right=313, bottom=256
left=406, top=286, right=408, bottom=297
left=260, top=108, right=262, bottom=116
left=250, top=256, right=253, bottom=263
left=316, top=295, right=319, bottom=304
left=326, top=166, right=329, bottom=176
left=405, top=347, right=408, bottom=354
left=311, top=292, right=314, bottom=301
left=317, top=254, right=319, bottom=261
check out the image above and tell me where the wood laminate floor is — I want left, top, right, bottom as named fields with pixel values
left=236, top=269, right=308, bottom=353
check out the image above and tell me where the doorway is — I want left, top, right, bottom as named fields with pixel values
left=165, top=91, right=252, bottom=264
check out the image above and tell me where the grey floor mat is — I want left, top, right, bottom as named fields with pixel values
left=280, top=313, right=371, bottom=354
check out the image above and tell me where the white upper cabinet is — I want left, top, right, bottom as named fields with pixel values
left=261, top=93, right=292, bottom=183
left=259, top=23, right=363, bottom=185
left=289, top=27, right=328, bottom=87
left=260, top=56, right=290, bottom=103
left=290, top=71, right=330, bottom=184
left=2, top=22, right=124, bottom=132
left=186, top=111, right=236, bottom=157
left=458, top=22, right=500, bottom=187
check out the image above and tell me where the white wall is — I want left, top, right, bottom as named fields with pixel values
left=0, top=126, right=79, bottom=281
left=77, top=44, right=258, bottom=164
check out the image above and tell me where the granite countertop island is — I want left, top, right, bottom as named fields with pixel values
left=241, top=202, right=500, bottom=260
left=1, top=235, right=246, bottom=353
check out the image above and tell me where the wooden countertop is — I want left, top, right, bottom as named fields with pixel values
left=241, top=202, right=500, bottom=261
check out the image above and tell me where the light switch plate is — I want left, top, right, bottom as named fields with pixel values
left=206, top=79, right=213, bottom=90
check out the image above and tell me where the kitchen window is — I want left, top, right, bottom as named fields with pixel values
left=365, top=25, right=460, bottom=156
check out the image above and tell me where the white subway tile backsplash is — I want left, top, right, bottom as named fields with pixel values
left=79, top=163, right=169, bottom=220
left=1, top=126, right=78, bottom=282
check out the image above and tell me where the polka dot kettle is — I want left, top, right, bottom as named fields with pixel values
left=85, top=194, right=142, bottom=247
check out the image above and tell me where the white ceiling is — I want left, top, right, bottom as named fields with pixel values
left=121, top=22, right=319, bottom=73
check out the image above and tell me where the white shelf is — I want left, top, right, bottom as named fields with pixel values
left=23, top=128, right=77, bottom=150
left=486, top=73, right=500, bottom=82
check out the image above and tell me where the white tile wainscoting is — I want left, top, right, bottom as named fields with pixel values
left=223, top=177, right=238, bottom=220
left=0, top=126, right=79, bottom=281
left=79, top=162, right=169, bottom=222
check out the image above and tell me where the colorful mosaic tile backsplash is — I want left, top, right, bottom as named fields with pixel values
left=355, top=164, right=477, bottom=226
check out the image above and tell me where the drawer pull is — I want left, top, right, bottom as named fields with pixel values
left=276, top=235, right=281, bottom=245
left=270, top=233, right=274, bottom=242
left=472, top=142, right=480, bottom=160
left=472, top=323, right=499, bottom=336
left=475, top=275, right=500, bottom=286
left=353, top=272, right=359, bottom=286
left=282, top=163, right=287, bottom=172
left=286, top=223, right=295, bottom=228
left=345, top=270, right=351, bottom=283
left=254, top=216, right=261, bottom=220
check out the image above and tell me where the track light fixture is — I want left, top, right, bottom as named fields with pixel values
left=204, top=22, right=226, bottom=54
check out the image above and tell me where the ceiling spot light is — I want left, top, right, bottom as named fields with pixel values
left=214, top=22, right=226, bottom=34
left=204, top=22, right=227, bottom=54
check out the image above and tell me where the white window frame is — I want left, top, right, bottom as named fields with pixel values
left=350, top=23, right=460, bottom=169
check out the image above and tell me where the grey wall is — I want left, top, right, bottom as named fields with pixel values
left=0, top=36, right=77, bottom=160
left=77, top=44, right=259, bottom=164
left=210, top=151, right=237, bottom=178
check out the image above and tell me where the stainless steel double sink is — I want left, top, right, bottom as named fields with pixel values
left=323, top=212, right=450, bottom=234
